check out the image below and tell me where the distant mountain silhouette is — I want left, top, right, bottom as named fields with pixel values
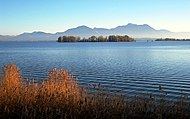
left=112, top=23, right=155, bottom=33
left=64, top=25, right=99, bottom=38
left=16, top=32, right=57, bottom=41
left=1, top=23, right=190, bottom=41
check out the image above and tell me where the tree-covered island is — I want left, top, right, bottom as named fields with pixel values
left=58, top=35, right=135, bottom=42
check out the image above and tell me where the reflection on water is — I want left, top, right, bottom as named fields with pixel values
left=0, top=41, right=190, bottom=100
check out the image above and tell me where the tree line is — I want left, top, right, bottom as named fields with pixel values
left=58, top=35, right=135, bottom=42
left=155, top=38, right=190, bottom=41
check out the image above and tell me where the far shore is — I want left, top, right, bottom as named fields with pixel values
left=0, top=40, right=56, bottom=42
left=156, top=38, right=190, bottom=41
left=1, top=38, right=190, bottom=42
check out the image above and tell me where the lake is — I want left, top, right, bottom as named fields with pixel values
left=0, top=41, right=190, bottom=100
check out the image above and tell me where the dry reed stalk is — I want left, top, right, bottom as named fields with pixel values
left=0, top=64, right=190, bottom=119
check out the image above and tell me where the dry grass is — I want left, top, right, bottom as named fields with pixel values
left=0, top=64, right=190, bottom=119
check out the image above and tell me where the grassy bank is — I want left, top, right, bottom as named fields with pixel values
left=0, top=65, right=189, bottom=119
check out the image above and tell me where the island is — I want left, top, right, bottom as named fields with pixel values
left=58, top=35, right=135, bottom=42
left=155, top=38, right=190, bottom=41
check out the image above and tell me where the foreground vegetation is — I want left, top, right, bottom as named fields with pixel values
left=0, top=65, right=190, bottom=119
left=58, top=35, right=135, bottom=42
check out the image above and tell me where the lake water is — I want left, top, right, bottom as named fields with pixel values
left=0, top=41, right=190, bottom=100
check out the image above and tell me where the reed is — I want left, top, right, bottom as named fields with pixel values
left=0, top=64, right=189, bottom=119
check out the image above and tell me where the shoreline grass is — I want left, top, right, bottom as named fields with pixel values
left=0, top=64, right=189, bottom=119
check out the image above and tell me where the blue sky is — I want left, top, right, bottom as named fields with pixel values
left=0, top=0, right=190, bottom=35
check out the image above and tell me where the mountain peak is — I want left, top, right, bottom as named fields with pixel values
left=32, top=31, right=46, bottom=34
left=127, top=23, right=137, bottom=26
left=64, top=25, right=96, bottom=38
left=126, top=23, right=152, bottom=28
left=142, top=24, right=149, bottom=26
left=76, top=25, right=91, bottom=29
left=142, top=24, right=150, bottom=27
left=19, top=31, right=49, bottom=35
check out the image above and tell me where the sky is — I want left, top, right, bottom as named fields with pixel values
left=0, top=0, right=190, bottom=35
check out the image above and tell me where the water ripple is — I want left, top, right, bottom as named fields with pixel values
left=1, top=41, right=190, bottom=100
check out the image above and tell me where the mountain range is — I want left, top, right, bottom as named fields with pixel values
left=1, top=23, right=190, bottom=41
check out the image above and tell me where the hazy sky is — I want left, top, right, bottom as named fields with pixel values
left=0, top=0, right=190, bottom=35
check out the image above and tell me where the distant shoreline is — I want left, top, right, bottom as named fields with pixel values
left=1, top=38, right=190, bottom=42
left=155, top=38, right=190, bottom=41
left=0, top=40, right=56, bottom=42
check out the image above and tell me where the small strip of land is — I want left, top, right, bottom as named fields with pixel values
left=156, top=38, right=190, bottom=41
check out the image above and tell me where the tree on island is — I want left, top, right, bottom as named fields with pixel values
left=58, top=36, right=80, bottom=42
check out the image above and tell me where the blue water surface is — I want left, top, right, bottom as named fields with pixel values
left=0, top=41, right=190, bottom=99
